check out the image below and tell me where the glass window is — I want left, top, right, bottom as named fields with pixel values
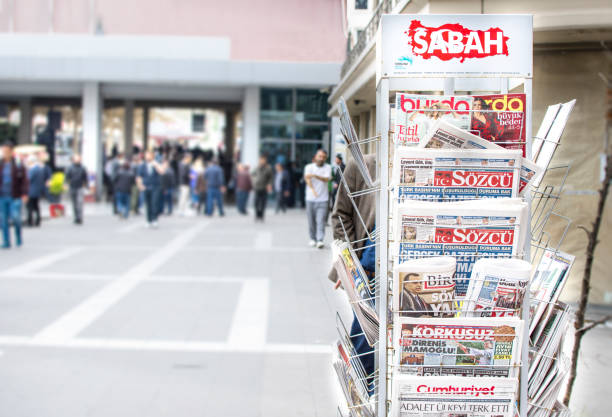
left=260, top=141, right=292, bottom=166
left=295, top=142, right=325, bottom=169
left=296, top=89, right=329, bottom=122
left=295, top=124, right=328, bottom=141
left=355, top=0, right=368, bottom=10
left=261, top=88, right=293, bottom=123
left=261, top=123, right=293, bottom=140
left=192, top=114, right=205, bottom=132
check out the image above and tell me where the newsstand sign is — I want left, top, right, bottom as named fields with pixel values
left=378, top=14, right=532, bottom=79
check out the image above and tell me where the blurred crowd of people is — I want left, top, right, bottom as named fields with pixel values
left=1, top=139, right=347, bottom=249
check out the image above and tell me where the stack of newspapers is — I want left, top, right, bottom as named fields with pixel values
left=527, top=303, right=572, bottom=417
left=526, top=249, right=575, bottom=417
left=333, top=338, right=375, bottom=417
left=332, top=240, right=379, bottom=346
left=384, top=93, right=576, bottom=417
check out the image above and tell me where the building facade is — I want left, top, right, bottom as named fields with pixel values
left=0, top=0, right=346, bottom=190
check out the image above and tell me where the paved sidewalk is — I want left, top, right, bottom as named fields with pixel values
left=0, top=203, right=607, bottom=416
left=0, top=204, right=351, bottom=417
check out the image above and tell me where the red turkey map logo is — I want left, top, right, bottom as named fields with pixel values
left=406, top=20, right=509, bottom=63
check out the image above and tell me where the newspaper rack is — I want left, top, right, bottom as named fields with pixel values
left=330, top=13, right=577, bottom=417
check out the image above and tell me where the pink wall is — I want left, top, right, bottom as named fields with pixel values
left=0, top=0, right=347, bottom=63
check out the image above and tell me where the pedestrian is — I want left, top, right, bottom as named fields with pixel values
left=274, top=162, right=290, bottom=214
left=114, top=161, right=134, bottom=219
left=235, top=163, right=252, bottom=215
left=329, top=153, right=376, bottom=390
left=26, top=154, right=50, bottom=227
left=304, top=149, right=332, bottom=248
left=65, top=154, right=89, bottom=225
left=177, top=153, right=192, bottom=216
left=204, top=158, right=226, bottom=216
left=160, top=159, right=176, bottom=215
left=136, top=150, right=166, bottom=228
left=130, top=153, right=143, bottom=215
left=251, top=154, right=273, bottom=222
left=0, top=141, right=29, bottom=248
left=195, top=169, right=207, bottom=214
left=331, top=154, right=345, bottom=209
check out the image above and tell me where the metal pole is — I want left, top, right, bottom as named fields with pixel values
left=376, top=77, right=390, bottom=417
left=520, top=77, right=533, bottom=417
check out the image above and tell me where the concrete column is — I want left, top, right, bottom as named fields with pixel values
left=368, top=107, right=376, bottom=154
left=124, top=99, right=134, bottom=156
left=241, top=86, right=260, bottom=169
left=17, top=97, right=32, bottom=145
left=82, top=82, right=102, bottom=198
left=143, top=106, right=149, bottom=152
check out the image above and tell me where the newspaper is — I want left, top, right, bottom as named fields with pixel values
left=393, top=317, right=523, bottom=378
left=518, top=158, right=542, bottom=196
left=529, top=249, right=575, bottom=338
left=531, top=100, right=576, bottom=188
left=333, top=341, right=375, bottom=417
left=333, top=240, right=379, bottom=346
left=470, top=94, right=526, bottom=156
left=394, top=93, right=472, bottom=146
left=462, top=258, right=531, bottom=318
left=393, top=199, right=528, bottom=299
left=415, top=121, right=539, bottom=196
left=528, top=354, right=570, bottom=417
left=393, top=256, right=456, bottom=318
left=392, top=147, right=522, bottom=202
left=418, top=120, right=502, bottom=150
left=338, top=96, right=375, bottom=187
left=391, top=375, right=518, bottom=417
left=528, top=303, right=572, bottom=398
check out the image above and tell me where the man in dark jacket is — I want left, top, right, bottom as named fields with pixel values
left=136, top=151, right=166, bottom=228
left=160, top=160, right=176, bottom=216
left=26, top=154, right=51, bottom=227
left=65, top=154, right=89, bottom=225
left=113, top=162, right=135, bottom=219
left=0, top=142, right=29, bottom=248
left=274, top=162, right=290, bottom=214
left=252, top=155, right=274, bottom=221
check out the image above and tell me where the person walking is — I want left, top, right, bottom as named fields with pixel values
left=26, top=154, right=50, bottom=227
left=235, top=163, right=252, bottom=215
left=65, top=154, right=89, bottom=225
left=331, top=154, right=346, bottom=209
left=204, top=158, right=226, bottom=216
left=114, top=162, right=135, bottom=219
left=274, top=162, right=290, bottom=214
left=160, top=159, right=176, bottom=215
left=136, top=151, right=166, bottom=228
left=252, top=155, right=273, bottom=222
left=304, top=149, right=331, bottom=248
left=177, top=153, right=192, bottom=216
left=0, top=142, right=29, bottom=248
